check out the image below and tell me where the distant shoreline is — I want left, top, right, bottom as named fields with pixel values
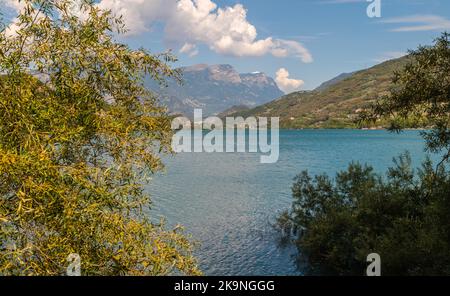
left=182, top=128, right=429, bottom=131
left=281, top=128, right=428, bottom=131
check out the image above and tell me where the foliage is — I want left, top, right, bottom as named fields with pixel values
left=365, top=32, right=450, bottom=160
left=0, top=0, right=199, bottom=275
left=277, top=154, right=450, bottom=275
left=230, top=56, right=412, bottom=129
left=278, top=33, right=450, bottom=275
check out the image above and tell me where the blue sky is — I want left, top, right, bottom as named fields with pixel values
left=122, top=0, right=450, bottom=90
left=3, top=0, right=450, bottom=90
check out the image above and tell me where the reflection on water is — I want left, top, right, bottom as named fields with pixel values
left=146, top=130, right=436, bottom=275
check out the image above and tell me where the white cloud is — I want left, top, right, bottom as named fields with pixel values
left=2, top=0, right=88, bottom=36
left=179, top=43, right=199, bottom=57
left=381, top=15, right=450, bottom=32
left=2, top=0, right=312, bottom=61
left=275, top=68, right=304, bottom=94
left=2, top=0, right=22, bottom=10
left=98, top=0, right=175, bottom=34
left=97, top=0, right=313, bottom=62
left=2, top=0, right=26, bottom=36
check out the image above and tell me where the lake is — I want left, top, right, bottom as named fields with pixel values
left=146, top=130, right=436, bottom=275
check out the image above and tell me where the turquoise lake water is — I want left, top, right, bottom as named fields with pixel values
left=147, top=130, right=437, bottom=275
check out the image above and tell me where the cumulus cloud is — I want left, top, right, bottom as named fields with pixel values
left=2, top=0, right=25, bottom=36
left=2, top=0, right=23, bottom=10
left=275, top=68, right=305, bottom=94
left=2, top=0, right=313, bottom=62
left=179, top=43, right=199, bottom=57
left=97, top=0, right=313, bottom=62
left=2, top=0, right=88, bottom=36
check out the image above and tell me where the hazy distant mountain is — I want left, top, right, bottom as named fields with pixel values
left=315, top=72, right=354, bottom=91
left=227, top=56, right=411, bottom=128
left=145, top=64, right=283, bottom=116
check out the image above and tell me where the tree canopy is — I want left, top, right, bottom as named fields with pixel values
left=278, top=33, right=450, bottom=276
left=0, top=0, right=199, bottom=275
left=366, top=33, right=450, bottom=162
left=277, top=155, right=450, bottom=275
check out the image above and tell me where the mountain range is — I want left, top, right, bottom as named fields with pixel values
left=226, top=56, right=411, bottom=128
left=145, top=64, right=283, bottom=116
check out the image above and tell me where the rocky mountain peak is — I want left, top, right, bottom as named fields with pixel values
left=145, top=63, right=284, bottom=116
left=240, top=72, right=275, bottom=87
left=208, top=64, right=242, bottom=84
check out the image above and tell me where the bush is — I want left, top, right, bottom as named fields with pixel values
left=277, top=153, right=450, bottom=275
